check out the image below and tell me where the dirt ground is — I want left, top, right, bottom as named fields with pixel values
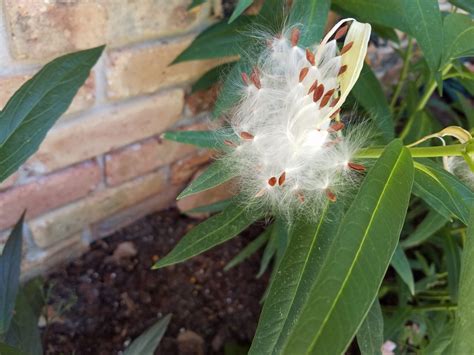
left=42, top=208, right=269, bottom=354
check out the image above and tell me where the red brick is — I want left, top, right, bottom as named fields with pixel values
left=106, top=37, right=228, bottom=100
left=0, top=73, right=95, bottom=115
left=26, top=89, right=184, bottom=174
left=171, top=150, right=214, bottom=185
left=0, top=160, right=101, bottom=230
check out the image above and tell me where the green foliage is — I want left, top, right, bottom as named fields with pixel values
left=0, top=46, right=104, bottom=183
left=0, top=216, right=24, bottom=335
left=162, top=0, right=474, bottom=353
left=124, top=314, right=171, bottom=355
left=450, top=207, right=474, bottom=353
left=153, top=203, right=263, bottom=269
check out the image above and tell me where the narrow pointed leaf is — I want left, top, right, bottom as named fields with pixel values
left=449, top=0, right=474, bottom=13
left=288, top=0, right=331, bottom=47
left=356, top=299, right=384, bottom=355
left=0, top=215, right=24, bottom=335
left=124, top=314, right=171, bottom=355
left=443, top=235, right=461, bottom=302
left=0, top=46, right=104, bottom=183
left=442, top=13, right=474, bottom=67
left=186, top=198, right=232, bottom=214
left=391, top=245, right=415, bottom=295
left=284, top=140, right=414, bottom=354
left=177, top=160, right=236, bottom=200
left=224, top=229, right=270, bottom=271
left=401, top=0, right=442, bottom=74
left=249, top=201, right=343, bottom=354
left=228, top=0, right=254, bottom=23
left=449, top=207, right=474, bottom=354
left=162, top=128, right=237, bottom=150
left=153, top=203, right=262, bottom=269
left=413, top=160, right=474, bottom=225
left=401, top=210, right=448, bottom=248
left=172, top=17, right=252, bottom=63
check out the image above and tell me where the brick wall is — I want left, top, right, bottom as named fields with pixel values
left=0, top=0, right=225, bottom=279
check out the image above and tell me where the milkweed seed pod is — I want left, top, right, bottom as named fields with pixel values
left=222, top=19, right=372, bottom=218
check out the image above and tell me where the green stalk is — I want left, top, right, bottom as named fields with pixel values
left=390, top=37, right=414, bottom=110
left=414, top=63, right=453, bottom=114
left=356, top=143, right=467, bottom=159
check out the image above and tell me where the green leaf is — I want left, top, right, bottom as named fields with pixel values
left=186, top=198, right=232, bottom=214
left=0, top=343, right=25, bottom=355
left=249, top=201, right=343, bottom=355
left=224, top=229, right=270, bottom=271
left=449, top=0, right=474, bottom=13
left=413, top=160, right=474, bottom=225
left=442, top=13, right=474, bottom=67
left=283, top=139, right=414, bottom=354
left=172, top=17, right=252, bottom=63
left=391, top=245, right=415, bottom=295
left=401, top=210, right=448, bottom=248
left=352, top=64, right=394, bottom=143
left=191, top=62, right=235, bottom=93
left=0, top=46, right=104, bottom=183
left=332, top=0, right=409, bottom=33
left=187, top=0, right=206, bottom=10
left=401, top=0, right=443, bottom=74
left=153, top=203, right=262, bottom=269
left=443, top=235, right=461, bottom=302
left=257, top=227, right=277, bottom=278
left=0, top=215, right=24, bottom=335
left=162, top=128, right=237, bottom=150
left=356, top=299, right=384, bottom=355
left=177, top=160, right=235, bottom=200
left=4, top=287, right=43, bottom=355
left=228, top=0, right=254, bottom=23
left=124, top=314, right=171, bottom=355
left=288, top=0, right=330, bottom=47
left=214, top=61, right=250, bottom=118
left=449, top=207, right=474, bottom=354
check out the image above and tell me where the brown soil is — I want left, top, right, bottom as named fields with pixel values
left=42, top=209, right=268, bottom=354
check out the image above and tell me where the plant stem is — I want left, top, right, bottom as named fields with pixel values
left=414, top=63, right=453, bottom=114
left=390, top=37, right=414, bottom=110
left=356, top=143, right=467, bottom=159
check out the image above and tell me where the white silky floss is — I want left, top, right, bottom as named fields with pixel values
left=223, top=18, right=372, bottom=218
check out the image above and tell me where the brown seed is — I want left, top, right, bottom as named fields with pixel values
left=299, top=67, right=309, bottom=82
left=325, top=189, right=337, bottom=202
left=278, top=172, right=286, bottom=186
left=348, top=162, right=366, bottom=172
left=330, top=108, right=341, bottom=119
left=330, top=96, right=340, bottom=107
left=313, top=84, right=325, bottom=103
left=308, top=80, right=318, bottom=94
left=338, top=65, right=348, bottom=76
left=306, top=48, right=315, bottom=65
left=268, top=177, right=277, bottom=186
left=240, top=131, right=254, bottom=140
left=329, top=121, right=345, bottom=132
left=334, top=25, right=349, bottom=40
left=291, top=28, right=300, bottom=47
left=319, top=89, right=335, bottom=108
left=224, top=139, right=237, bottom=147
left=255, top=188, right=266, bottom=198
left=250, top=68, right=261, bottom=89
left=297, top=192, right=305, bottom=203
left=241, top=72, right=249, bottom=85
left=340, top=41, right=354, bottom=55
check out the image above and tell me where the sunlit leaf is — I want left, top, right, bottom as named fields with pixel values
left=283, top=140, right=413, bottom=353
left=0, top=46, right=104, bottom=183
left=124, top=314, right=171, bottom=355
left=177, top=160, right=235, bottom=200
left=153, top=203, right=262, bottom=269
